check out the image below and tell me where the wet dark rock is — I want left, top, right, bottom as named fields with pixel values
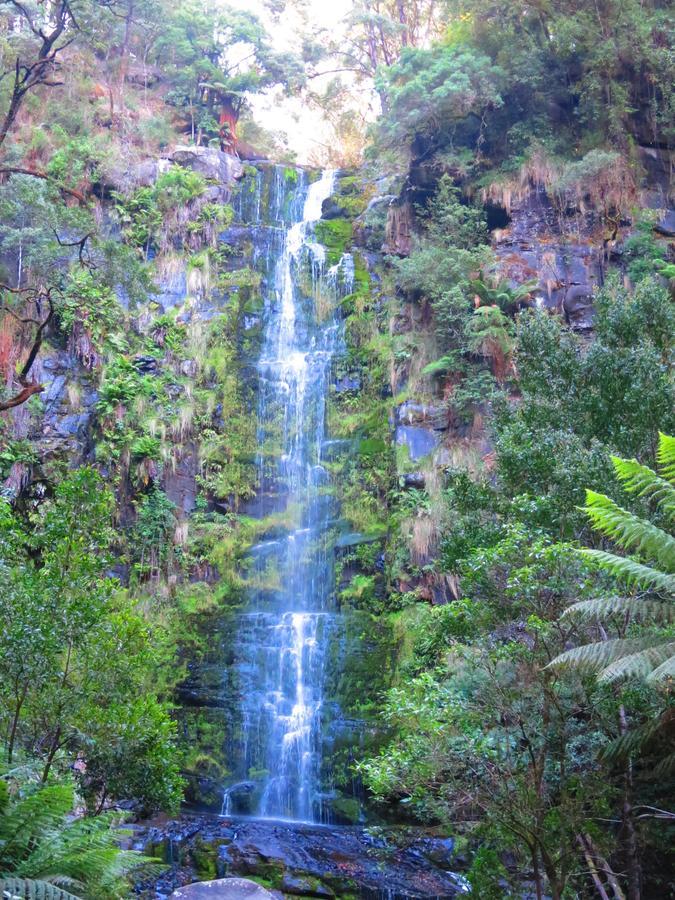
left=419, top=837, right=455, bottom=868
left=654, top=209, right=675, bottom=237
left=281, top=874, right=334, bottom=897
left=383, top=200, right=414, bottom=256
left=181, top=359, right=199, bottom=378
left=137, top=816, right=469, bottom=899
left=395, top=425, right=440, bottom=461
left=321, top=198, right=349, bottom=220
left=396, top=401, right=448, bottom=431
left=54, top=414, right=89, bottom=438
left=402, top=472, right=426, bottom=490
left=491, top=186, right=605, bottom=317
left=563, top=284, right=595, bottom=331
left=333, top=375, right=360, bottom=393
left=44, top=374, right=67, bottom=406
left=133, top=354, right=160, bottom=374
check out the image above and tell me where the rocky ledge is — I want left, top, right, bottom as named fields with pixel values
left=133, top=815, right=470, bottom=899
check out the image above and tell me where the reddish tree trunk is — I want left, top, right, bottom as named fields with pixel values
left=219, top=98, right=238, bottom=152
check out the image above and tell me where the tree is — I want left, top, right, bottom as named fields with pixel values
left=0, top=469, right=182, bottom=813
left=156, top=0, right=304, bottom=149
left=326, top=0, right=449, bottom=111
left=0, top=1, right=78, bottom=150
left=376, top=42, right=503, bottom=153
left=360, top=532, right=624, bottom=900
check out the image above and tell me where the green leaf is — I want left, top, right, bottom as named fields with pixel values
left=583, top=490, right=675, bottom=573
left=561, top=595, right=675, bottom=624
left=580, top=549, right=675, bottom=593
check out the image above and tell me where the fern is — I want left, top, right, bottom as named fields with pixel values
left=421, top=355, right=459, bottom=376
left=582, top=491, right=675, bottom=573
left=600, top=716, right=666, bottom=764
left=598, top=641, right=675, bottom=683
left=580, top=549, right=675, bottom=593
left=561, top=595, right=675, bottom=624
left=656, top=431, right=675, bottom=483
left=0, top=781, right=155, bottom=900
left=611, top=455, right=675, bottom=519
left=550, top=637, right=655, bottom=674
left=0, top=877, right=81, bottom=900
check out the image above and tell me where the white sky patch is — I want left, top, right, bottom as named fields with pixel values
left=226, top=0, right=361, bottom=163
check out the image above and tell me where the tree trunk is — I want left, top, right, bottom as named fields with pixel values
left=577, top=834, right=611, bottom=900
left=116, top=0, right=135, bottom=111
left=532, top=848, right=544, bottom=900
left=41, top=724, right=62, bottom=782
left=7, top=683, right=27, bottom=764
left=619, top=705, right=642, bottom=900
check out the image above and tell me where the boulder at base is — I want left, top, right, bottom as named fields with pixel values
left=169, top=878, right=275, bottom=900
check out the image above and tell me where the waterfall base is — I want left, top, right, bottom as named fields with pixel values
left=134, top=815, right=469, bottom=898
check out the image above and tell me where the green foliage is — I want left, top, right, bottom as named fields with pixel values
left=314, top=218, right=353, bottom=266
left=132, top=487, right=177, bottom=579
left=113, top=166, right=206, bottom=253
left=494, top=276, right=674, bottom=534
left=0, top=469, right=181, bottom=813
left=58, top=268, right=122, bottom=354
left=0, top=777, right=149, bottom=900
left=377, top=45, right=503, bottom=150
left=552, top=433, right=675, bottom=683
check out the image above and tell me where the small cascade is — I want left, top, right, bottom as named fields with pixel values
left=223, top=167, right=349, bottom=822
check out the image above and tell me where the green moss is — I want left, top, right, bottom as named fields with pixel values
left=191, top=839, right=218, bottom=880
left=315, top=218, right=353, bottom=265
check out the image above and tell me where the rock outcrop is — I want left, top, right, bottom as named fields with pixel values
left=169, top=878, right=274, bottom=900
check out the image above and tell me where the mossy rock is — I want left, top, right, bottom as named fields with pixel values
left=315, top=219, right=353, bottom=266
left=329, top=795, right=363, bottom=824
left=191, top=839, right=219, bottom=880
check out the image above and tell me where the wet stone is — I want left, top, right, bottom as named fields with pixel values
left=395, top=425, right=440, bottom=461
left=169, top=878, right=275, bottom=900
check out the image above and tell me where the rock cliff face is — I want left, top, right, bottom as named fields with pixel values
left=372, top=144, right=675, bottom=466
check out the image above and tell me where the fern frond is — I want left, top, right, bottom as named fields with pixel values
left=611, top=456, right=675, bottom=519
left=19, top=814, right=143, bottom=888
left=580, top=549, right=675, bottom=593
left=561, top=595, right=675, bottom=624
left=600, top=716, right=666, bottom=763
left=657, top=432, right=675, bottom=484
left=0, top=877, right=81, bottom=899
left=653, top=752, right=675, bottom=778
left=0, top=786, right=74, bottom=867
left=598, top=641, right=675, bottom=682
left=421, top=355, right=458, bottom=376
left=583, top=491, right=675, bottom=572
left=646, top=649, right=675, bottom=682
left=548, top=637, right=653, bottom=673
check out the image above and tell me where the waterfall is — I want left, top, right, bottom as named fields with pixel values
left=224, top=168, right=351, bottom=822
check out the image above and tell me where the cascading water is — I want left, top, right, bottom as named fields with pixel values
left=222, top=167, right=352, bottom=822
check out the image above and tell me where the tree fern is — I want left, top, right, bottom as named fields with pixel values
left=0, top=877, right=81, bottom=900
left=656, top=431, right=675, bottom=483
left=551, top=433, right=674, bottom=685
left=0, top=780, right=154, bottom=900
left=611, top=456, right=675, bottom=519
left=561, top=595, right=675, bottom=624
left=581, top=491, right=675, bottom=572
left=580, top=549, right=675, bottom=592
